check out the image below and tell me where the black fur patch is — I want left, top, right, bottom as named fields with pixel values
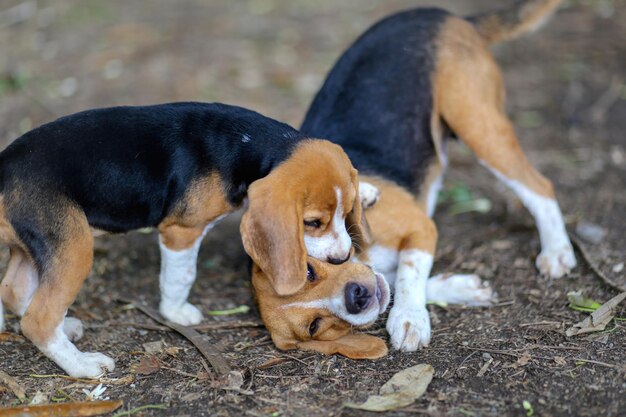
left=301, top=8, right=448, bottom=191
left=0, top=102, right=304, bottom=272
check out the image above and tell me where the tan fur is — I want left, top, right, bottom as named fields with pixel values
left=20, top=206, right=93, bottom=346
left=471, top=0, right=562, bottom=44
left=434, top=16, right=555, bottom=198
left=252, top=258, right=387, bottom=359
left=359, top=176, right=437, bottom=254
left=241, top=139, right=365, bottom=296
left=158, top=173, right=232, bottom=250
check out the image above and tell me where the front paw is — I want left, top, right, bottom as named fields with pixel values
left=536, top=244, right=577, bottom=278
left=386, top=305, right=431, bottom=351
left=359, top=182, right=380, bottom=209
left=160, top=302, right=203, bottom=326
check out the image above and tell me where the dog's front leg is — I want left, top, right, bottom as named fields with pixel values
left=158, top=222, right=220, bottom=326
left=385, top=215, right=437, bottom=351
left=386, top=248, right=433, bottom=350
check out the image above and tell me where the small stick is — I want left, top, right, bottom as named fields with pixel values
left=573, top=358, right=624, bottom=370
left=95, top=320, right=263, bottom=332
left=0, top=369, right=26, bottom=402
left=0, top=400, right=123, bottom=417
left=118, top=298, right=231, bottom=377
left=570, top=235, right=626, bottom=292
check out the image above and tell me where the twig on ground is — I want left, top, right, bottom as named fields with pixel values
left=97, top=319, right=263, bottom=332
left=0, top=369, right=26, bottom=402
left=112, top=404, right=168, bottom=417
left=0, top=400, right=122, bottom=417
left=117, top=298, right=231, bottom=376
left=573, top=358, right=624, bottom=370
left=570, top=235, right=626, bottom=292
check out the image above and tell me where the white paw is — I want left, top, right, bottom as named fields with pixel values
left=432, top=274, right=496, bottom=306
left=386, top=305, right=431, bottom=351
left=67, top=352, right=115, bottom=378
left=63, top=317, right=84, bottom=341
left=536, top=244, right=577, bottom=278
left=359, top=182, right=380, bottom=209
left=160, top=302, right=203, bottom=326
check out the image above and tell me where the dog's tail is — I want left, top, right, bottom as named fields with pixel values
left=467, top=0, right=562, bottom=44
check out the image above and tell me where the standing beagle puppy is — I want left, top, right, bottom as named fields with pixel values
left=252, top=0, right=574, bottom=356
left=0, top=102, right=367, bottom=377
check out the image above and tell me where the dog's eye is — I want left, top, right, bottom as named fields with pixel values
left=309, top=317, right=321, bottom=336
left=306, top=263, right=317, bottom=282
left=304, top=219, right=321, bottom=228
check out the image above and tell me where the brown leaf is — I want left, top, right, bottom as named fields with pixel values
left=130, top=355, right=161, bottom=375
left=554, top=356, right=567, bottom=366
left=566, top=292, right=626, bottom=336
left=164, top=346, right=182, bottom=357
left=507, top=351, right=531, bottom=369
left=344, top=364, right=434, bottom=412
left=0, top=400, right=122, bottom=417
left=0, top=332, right=25, bottom=343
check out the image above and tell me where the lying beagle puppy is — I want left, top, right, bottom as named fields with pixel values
left=252, top=0, right=575, bottom=356
left=0, top=102, right=368, bottom=377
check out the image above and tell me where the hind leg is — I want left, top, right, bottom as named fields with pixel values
left=20, top=209, right=113, bottom=378
left=0, top=247, right=83, bottom=340
left=435, top=19, right=575, bottom=277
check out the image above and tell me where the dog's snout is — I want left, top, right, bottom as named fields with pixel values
left=345, top=282, right=371, bottom=314
left=328, top=253, right=351, bottom=265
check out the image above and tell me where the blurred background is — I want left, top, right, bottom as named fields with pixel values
left=0, top=0, right=623, bottom=141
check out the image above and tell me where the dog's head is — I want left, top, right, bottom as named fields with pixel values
left=241, top=139, right=370, bottom=296
left=251, top=257, right=390, bottom=359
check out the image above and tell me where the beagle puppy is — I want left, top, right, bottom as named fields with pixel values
left=0, top=102, right=368, bottom=377
left=253, top=0, right=575, bottom=356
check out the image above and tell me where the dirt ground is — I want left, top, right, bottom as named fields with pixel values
left=0, top=0, right=625, bottom=416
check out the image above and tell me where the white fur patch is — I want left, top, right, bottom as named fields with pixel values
left=40, top=323, right=115, bottom=378
left=386, top=249, right=433, bottom=351
left=425, top=175, right=443, bottom=218
left=426, top=274, right=495, bottom=306
left=485, top=165, right=576, bottom=278
left=63, top=317, right=84, bottom=342
left=159, top=216, right=225, bottom=326
left=359, top=181, right=380, bottom=208
left=303, top=187, right=351, bottom=262
left=14, top=266, right=38, bottom=316
left=360, top=245, right=399, bottom=277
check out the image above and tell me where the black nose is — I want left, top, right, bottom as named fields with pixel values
left=328, top=253, right=351, bottom=265
left=345, top=282, right=371, bottom=314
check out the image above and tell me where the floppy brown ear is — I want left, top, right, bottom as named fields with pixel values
left=296, top=334, right=388, bottom=359
left=346, top=170, right=372, bottom=249
left=241, top=175, right=307, bottom=296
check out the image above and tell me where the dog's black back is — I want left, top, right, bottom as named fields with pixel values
left=301, top=8, right=449, bottom=191
left=0, top=102, right=303, bottom=233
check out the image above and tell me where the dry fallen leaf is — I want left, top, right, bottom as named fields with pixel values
left=142, top=341, right=164, bottom=355
left=506, top=351, right=531, bottom=369
left=0, top=332, right=25, bottom=343
left=130, top=355, right=161, bottom=375
left=566, top=292, right=626, bottom=337
left=0, top=400, right=122, bottom=417
left=344, top=364, right=434, bottom=412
